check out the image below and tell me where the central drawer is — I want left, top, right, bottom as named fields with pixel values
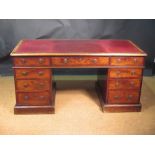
left=51, top=56, right=109, bottom=66
left=16, top=79, right=50, bottom=91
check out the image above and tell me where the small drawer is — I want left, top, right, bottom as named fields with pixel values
left=108, top=79, right=141, bottom=90
left=14, top=68, right=51, bottom=79
left=51, top=56, right=109, bottom=66
left=109, top=68, right=142, bottom=78
left=13, top=57, right=50, bottom=66
left=16, top=79, right=50, bottom=91
left=110, top=57, right=144, bottom=66
left=108, top=90, right=139, bottom=104
left=16, top=92, right=51, bottom=106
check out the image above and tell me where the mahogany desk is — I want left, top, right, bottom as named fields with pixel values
left=10, top=39, right=147, bottom=114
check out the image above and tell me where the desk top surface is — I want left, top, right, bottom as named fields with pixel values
left=11, top=39, right=147, bottom=56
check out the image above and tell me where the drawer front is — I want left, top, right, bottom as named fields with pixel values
left=108, top=90, right=140, bottom=104
left=110, top=57, right=144, bottom=66
left=108, top=79, right=141, bottom=90
left=51, top=56, right=109, bottom=66
left=16, top=79, right=50, bottom=91
left=14, top=68, right=51, bottom=79
left=13, top=57, right=50, bottom=66
left=16, top=92, right=50, bottom=106
left=109, top=69, right=142, bottom=78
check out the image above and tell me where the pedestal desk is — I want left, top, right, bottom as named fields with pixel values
left=10, top=39, right=147, bottom=114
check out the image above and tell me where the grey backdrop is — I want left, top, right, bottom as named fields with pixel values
left=0, top=19, right=154, bottom=68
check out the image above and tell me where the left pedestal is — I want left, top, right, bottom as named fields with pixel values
left=13, top=67, right=55, bottom=114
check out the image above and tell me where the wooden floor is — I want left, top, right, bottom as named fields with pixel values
left=0, top=76, right=155, bottom=134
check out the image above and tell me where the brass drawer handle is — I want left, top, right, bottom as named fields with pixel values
left=115, top=81, right=119, bottom=87
left=23, top=83, right=29, bottom=88
left=38, top=71, right=44, bottom=76
left=21, top=58, right=26, bottom=64
left=131, top=70, right=136, bottom=75
left=22, top=71, right=28, bottom=76
left=38, top=58, right=45, bottom=64
left=63, top=58, right=68, bottom=64
left=133, top=58, right=137, bottom=63
left=127, top=95, right=133, bottom=100
left=116, top=71, right=121, bottom=76
left=24, top=95, right=29, bottom=100
left=117, top=58, right=121, bottom=63
left=39, top=96, right=45, bottom=99
left=39, top=83, right=44, bottom=86
left=130, top=81, right=134, bottom=86
left=114, top=95, right=120, bottom=99
left=91, top=59, right=97, bottom=63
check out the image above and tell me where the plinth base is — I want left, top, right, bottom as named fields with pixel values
left=103, top=104, right=141, bottom=112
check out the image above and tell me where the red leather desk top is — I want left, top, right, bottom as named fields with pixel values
left=11, top=39, right=147, bottom=56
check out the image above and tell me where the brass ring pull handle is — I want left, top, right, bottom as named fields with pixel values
left=114, top=95, right=119, bottom=99
left=117, top=58, right=121, bottom=62
left=91, top=59, right=97, bottom=63
left=127, top=95, right=133, bottom=100
left=116, top=71, right=121, bottom=76
left=39, top=96, right=45, bottom=99
left=133, top=58, right=137, bottom=63
left=130, top=81, right=134, bottom=86
left=38, top=58, right=44, bottom=64
left=21, top=58, right=26, bottom=64
left=23, top=83, right=29, bottom=88
left=39, top=83, right=44, bottom=86
left=38, top=71, right=44, bottom=76
left=24, top=95, right=29, bottom=100
left=63, top=58, right=68, bottom=64
left=131, top=70, right=136, bottom=75
left=115, top=81, right=119, bottom=87
left=22, top=71, right=28, bottom=76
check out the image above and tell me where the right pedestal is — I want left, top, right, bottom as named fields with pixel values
left=97, top=68, right=143, bottom=112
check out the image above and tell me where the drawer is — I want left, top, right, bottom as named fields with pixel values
left=108, top=90, right=140, bottom=104
left=14, top=68, right=51, bottom=79
left=110, top=57, right=144, bottom=66
left=51, top=56, right=109, bottom=66
left=13, top=57, right=50, bottom=66
left=108, top=79, right=141, bottom=90
left=16, top=79, right=50, bottom=91
left=109, top=68, right=142, bottom=78
left=16, top=92, right=51, bottom=106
